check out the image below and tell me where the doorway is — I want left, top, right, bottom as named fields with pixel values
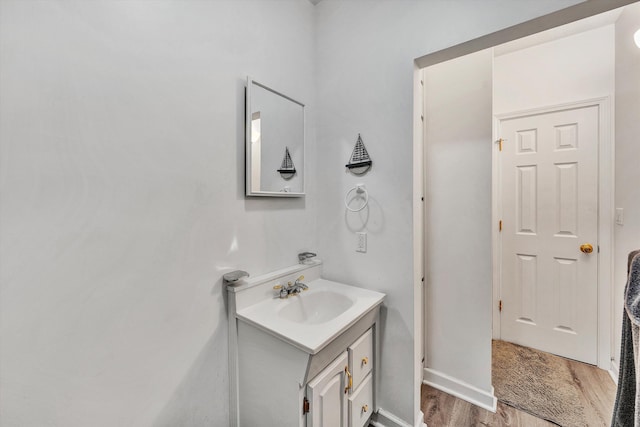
left=490, top=18, right=617, bottom=369
left=416, top=1, right=630, bottom=417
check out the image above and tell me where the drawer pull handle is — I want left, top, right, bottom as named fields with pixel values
left=362, top=404, right=368, bottom=413
left=344, top=366, right=353, bottom=394
left=362, top=356, right=369, bottom=366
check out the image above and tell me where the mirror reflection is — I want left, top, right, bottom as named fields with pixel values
left=246, top=78, right=305, bottom=197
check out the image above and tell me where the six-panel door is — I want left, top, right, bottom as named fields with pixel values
left=499, top=105, right=599, bottom=364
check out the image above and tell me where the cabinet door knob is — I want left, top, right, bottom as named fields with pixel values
left=362, top=404, right=368, bottom=413
left=362, top=356, right=369, bottom=366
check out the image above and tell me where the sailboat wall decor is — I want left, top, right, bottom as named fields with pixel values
left=345, top=133, right=372, bottom=175
left=277, top=146, right=296, bottom=180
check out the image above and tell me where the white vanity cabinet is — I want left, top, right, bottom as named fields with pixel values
left=306, top=328, right=374, bottom=427
left=227, top=261, right=384, bottom=427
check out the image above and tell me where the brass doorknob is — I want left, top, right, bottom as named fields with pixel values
left=580, top=243, right=594, bottom=254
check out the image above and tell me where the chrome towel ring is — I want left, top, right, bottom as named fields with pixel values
left=345, top=184, right=369, bottom=212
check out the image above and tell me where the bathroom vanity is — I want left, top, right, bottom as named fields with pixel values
left=227, top=261, right=384, bottom=427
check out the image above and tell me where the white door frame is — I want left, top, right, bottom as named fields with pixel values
left=492, top=97, right=614, bottom=370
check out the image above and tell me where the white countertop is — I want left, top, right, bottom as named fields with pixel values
left=235, top=278, right=385, bottom=354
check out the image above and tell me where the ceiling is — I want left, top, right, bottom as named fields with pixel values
left=494, top=7, right=623, bottom=56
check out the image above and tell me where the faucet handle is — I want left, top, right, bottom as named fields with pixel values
left=295, top=275, right=308, bottom=290
left=273, top=284, right=288, bottom=299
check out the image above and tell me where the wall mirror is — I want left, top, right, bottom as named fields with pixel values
left=246, top=77, right=305, bottom=197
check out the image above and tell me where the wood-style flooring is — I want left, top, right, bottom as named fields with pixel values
left=421, top=351, right=617, bottom=426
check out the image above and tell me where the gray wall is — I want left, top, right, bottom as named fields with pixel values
left=0, top=1, right=316, bottom=426
left=424, top=49, right=494, bottom=398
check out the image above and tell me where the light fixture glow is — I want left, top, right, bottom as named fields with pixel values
left=635, top=29, right=640, bottom=49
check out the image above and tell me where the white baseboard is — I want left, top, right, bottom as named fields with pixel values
left=423, top=368, right=497, bottom=413
left=610, top=359, right=619, bottom=385
left=371, top=408, right=425, bottom=427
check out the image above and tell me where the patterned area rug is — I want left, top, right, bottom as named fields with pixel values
left=492, top=340, right=588, bottom=426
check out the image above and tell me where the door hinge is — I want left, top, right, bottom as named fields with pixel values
left=303, top=397, right=310, bottom=414
left=499, top=220, right=502, bottom=232
left=497, top=138, right=504, bottom=151
left=499, top=300, right=503, bottom=312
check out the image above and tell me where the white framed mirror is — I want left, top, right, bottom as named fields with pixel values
left=245, top=77, right=305, bottom=197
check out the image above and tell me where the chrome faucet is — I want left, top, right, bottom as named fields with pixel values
left=273, top=275, right=308, bottom=299
left=291, top=275, right=308, bottom=293
left=298, top=252, right=317, bottom=263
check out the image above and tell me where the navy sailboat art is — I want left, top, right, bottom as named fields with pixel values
left=345, top=133, right=372, bottom=175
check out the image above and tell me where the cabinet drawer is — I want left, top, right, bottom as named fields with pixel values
left=348, top=374, right=373, bottom=427
left=348, top=328, right=373, bottom=390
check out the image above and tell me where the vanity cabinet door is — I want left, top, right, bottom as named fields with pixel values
left=306, top=352, right=348, bottom=427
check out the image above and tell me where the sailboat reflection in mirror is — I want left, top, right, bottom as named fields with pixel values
left=277, top=146, right=297, bottom=180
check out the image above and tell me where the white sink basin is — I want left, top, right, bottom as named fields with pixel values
left=236, top=278, right=384, bottom=354
left=277, top=290, right=355, bottom=324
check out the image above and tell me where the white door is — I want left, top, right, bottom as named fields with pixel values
left=306, top=351, right=348, bottom=427
left=499, top=105, right=599, bottom=364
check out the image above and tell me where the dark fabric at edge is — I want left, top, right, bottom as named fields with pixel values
left=612, top=250, right=640, bottom=427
